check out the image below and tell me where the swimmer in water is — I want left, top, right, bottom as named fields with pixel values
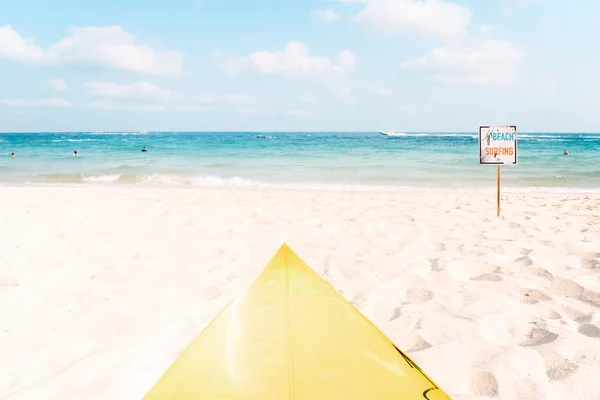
left=73, top=150, right=79, bottom=157
left=141, top=146, right=148, bottom=152
left=11, top=152, right=16, bottom=158
left=564, top=149, right=569, bottom=155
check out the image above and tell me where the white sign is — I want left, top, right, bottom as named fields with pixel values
left=479, top=125, right=518, bottom=165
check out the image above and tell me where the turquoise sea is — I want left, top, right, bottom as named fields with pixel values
left=0, top=132, right=599, bottom=191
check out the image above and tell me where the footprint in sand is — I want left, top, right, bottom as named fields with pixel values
left=574, top=314, right=593, bottom=324
left=389, top=306, right=403, bottom=321
left=406, top=335, right=432, bottom=352
left=527, top=267, right=554, bottom=281
left=578, top=324, right=600, bottom=338
left=350, top=291, right=369, bottom=309
left=519, top=326, right=559, bottom=347
left=550, top=277, right=600, bottom=309
left=469, top=371, right=499, bottom=397
left=471, top=273, right=503, bottom=282
left=515, top=255, right=534, bottom=267
left=547, top=362, right=579, bottom=381
left=557, top=305, right=594, bottom=323
left=538, top=348, right=580, bottom=381
left=392, top=328, right=432, bottom=352
left=520, top=247, right=532, bottom=255
left=519, top=288, right=551, bottom=305
left=429, top=258, right=443, bottom=272
left=545, top=309, right=562, bottom=320
left=583, top=290, right=600, bottom=308
left=581, top=254, right=600, bottom=270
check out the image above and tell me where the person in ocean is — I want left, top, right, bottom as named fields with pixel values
left=73, top=150, right=79, bottom=157
left=141, top=146, right=148, bottom=152
left=564, top=149, right=569, bottom=155
left=11, top=152, right=16, bottom=158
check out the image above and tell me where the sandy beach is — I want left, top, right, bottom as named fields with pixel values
left=0, top=185, right=599, bottom=399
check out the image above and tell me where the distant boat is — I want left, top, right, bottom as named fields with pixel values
left=379, top=130, right=406, bottom=137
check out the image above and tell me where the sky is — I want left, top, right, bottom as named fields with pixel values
left=0, top=0, right=598, bottom=132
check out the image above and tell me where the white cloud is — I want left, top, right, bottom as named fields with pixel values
left=90, top=100, right=116, bottom=109
left=313, top=8, right=341, bottom=22
left=86, top=81, right=170, bottom=99
left=398, top=105, right=413, bottom=112
left=248, top=42, right=355, bottom=78
left=372, top=87, right=393, bottom=97
left=351, top=0, right=472, bottom=41
left=403, top=38, right=525, bottom=87
left=349, top=1, right=525, bottom=86
left=217, top=42, right=356, bottom=99
left=0, top=25, right=183, bottom=76
left=0, top=25, right=46, bottom=61
left=0, top=98, right=72, bottom=107
left=49, top=78, right=67, bottom=90
left=217, top=42, right=355, bottom=79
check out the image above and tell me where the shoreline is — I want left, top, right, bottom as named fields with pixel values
left=1, top=181, right=600, bottom=194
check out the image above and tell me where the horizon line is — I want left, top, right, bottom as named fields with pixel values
left=1, top=130, right=599, bottom=134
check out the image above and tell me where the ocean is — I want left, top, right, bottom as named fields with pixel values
left=0, top=132, right=599, bottom=191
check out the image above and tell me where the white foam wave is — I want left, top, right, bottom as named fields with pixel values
left=89, top=131, right=150, bottom=135
left=520, top=134, right=558, bottom=138
left=83, top=174, right=121, bottom=183
left=9, top=173, right=600, bottom=194
left=504, top=186, right=600, bottom=194
left=86, top=173, right=600, bottom=194
left=67, top=139, right=94, bottom=142
left=383, top=133, right=476, bottom=138
left=134, top=173, right=414, bottom=191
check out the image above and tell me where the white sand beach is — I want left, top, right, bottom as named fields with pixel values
left=0, top=185, right=599, bottom=399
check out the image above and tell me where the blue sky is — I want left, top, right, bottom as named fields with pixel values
left=0, top=0, right=598, bottom=132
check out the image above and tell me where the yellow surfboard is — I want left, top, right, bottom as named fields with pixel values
left=142, top=244, right=451, bottom=399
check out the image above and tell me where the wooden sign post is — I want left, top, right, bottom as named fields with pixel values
left=497, top=164, right=501, bottom=217
left=479, top=126, right=518, bottom=217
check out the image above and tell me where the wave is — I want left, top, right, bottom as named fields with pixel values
left=83, top=174, right=121, bottom=183
left=379, top=132, right=599, bottom=140
left=14, top=173, right=597, bottom=194
left=88, top=131, right=150, bottom=135
left=382, top=133, right=472, bottom=138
